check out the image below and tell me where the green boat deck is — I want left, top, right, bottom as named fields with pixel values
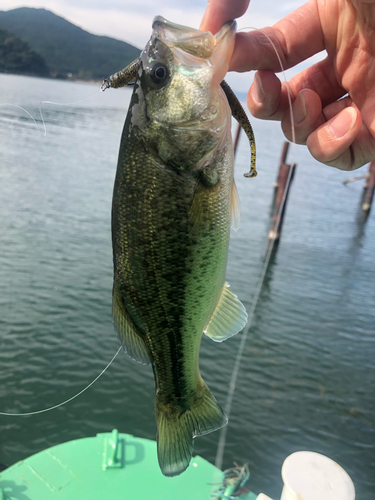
left=0, top=430, right=258, bottom=500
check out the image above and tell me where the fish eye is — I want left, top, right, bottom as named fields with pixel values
left=149, top=63, right=170, bottom=86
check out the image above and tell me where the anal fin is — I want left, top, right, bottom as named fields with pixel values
left=204, top=282, right=247, bottom=342
left=112, top=282, right=151, bottom=365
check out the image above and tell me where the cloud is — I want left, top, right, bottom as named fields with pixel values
left=0, top=0, right=210, bottom=47
left=0, top=0, right=291, bottom=45
left=0, top=0, right=318, bottom=91
left=280, top=1, right=307, bottom=12
left=45, top=4, right=207, bottom=48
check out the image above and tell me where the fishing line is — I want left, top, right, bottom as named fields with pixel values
left=0, top=85, right=119, bottom=418
left=0, top=87, right=101, bottom=137
left=0, top=345, right=122, bottom=417
left=237, top=26, right=297, bottom=148
left=215, top=160, right=295, bottom=471
left=215, top=27, right=297, bottom=471
left=0, top=103, right=42, bottom=132
left=39, top=88, right=101, bottom=136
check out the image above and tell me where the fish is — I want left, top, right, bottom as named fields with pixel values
left=102, top=16, right=257, bottom=477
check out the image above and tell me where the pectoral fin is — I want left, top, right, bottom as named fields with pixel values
left=112, top=283, right=151, bottom=365
left=204, top=282, right=247, bottom=342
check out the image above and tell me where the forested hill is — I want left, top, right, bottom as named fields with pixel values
left=0, top=7, right=141, bottom=80
left=0, top=28, right=49, bottom=76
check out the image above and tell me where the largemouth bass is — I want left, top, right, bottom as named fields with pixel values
left=103, top=16, right=256, bottom=477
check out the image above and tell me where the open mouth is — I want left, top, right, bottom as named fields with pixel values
left=152, top=16, right=236, bottom=60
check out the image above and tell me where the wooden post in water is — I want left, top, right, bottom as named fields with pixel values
left=362, top=161, right=375, bottom=215
left=271, top=141, right=290, bottom=213
left=274, top=141, right=290, bottom=190
left=269, top=141, right=296, bottom=245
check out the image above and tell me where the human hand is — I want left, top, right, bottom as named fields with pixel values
left=201, top=0, right=375, bottom=170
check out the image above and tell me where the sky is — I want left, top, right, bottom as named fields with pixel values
left=0, top=0, right=323, bottom=92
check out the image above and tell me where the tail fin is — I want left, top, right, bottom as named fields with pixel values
left=155, top=381, right=227, bottom=477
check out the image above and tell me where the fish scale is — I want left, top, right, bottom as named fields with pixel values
left=106, top=16, right=253, bottom=477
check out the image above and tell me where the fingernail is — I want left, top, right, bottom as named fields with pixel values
left=292, top=92, right=306, bottom=124
left=328, top=107, right=357, bottom=138
left=253, top=73, right=265, bottom=105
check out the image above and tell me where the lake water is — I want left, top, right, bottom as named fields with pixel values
left=0, top=73, right=374, bottom=499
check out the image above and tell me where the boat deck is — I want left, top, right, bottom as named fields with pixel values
left=0, top=429, right=257, bottom=500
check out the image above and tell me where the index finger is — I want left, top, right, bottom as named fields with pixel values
left=230, top=1, right=324, bottom=72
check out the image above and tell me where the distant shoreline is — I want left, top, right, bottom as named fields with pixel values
left=0, top=71, right=109, bottom=86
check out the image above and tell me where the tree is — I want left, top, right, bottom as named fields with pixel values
left=0, top=28, right=49, bottom=76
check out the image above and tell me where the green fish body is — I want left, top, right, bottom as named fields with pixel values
left=111, top=17, right=248, bottom=477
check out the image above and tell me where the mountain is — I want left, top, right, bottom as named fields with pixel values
left=0, top=28, right=49, bottom=76
left=0, top=7, right=141, bottom=80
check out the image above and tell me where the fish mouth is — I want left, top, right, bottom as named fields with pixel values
left=145, top=17, right=235, bottom=136
left=152, top=16, right=236, bottom=60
